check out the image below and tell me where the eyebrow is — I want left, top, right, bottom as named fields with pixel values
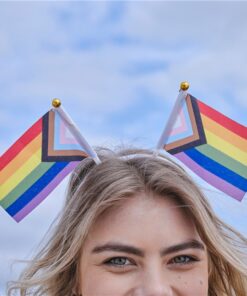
left=91, top=239, right=205, bottom=257
left=160, top=239, right=205, bottom=256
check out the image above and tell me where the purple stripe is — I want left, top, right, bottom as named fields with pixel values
left=13, top=162, right=79, bottom=222
left=175, top=152, right=245, bottom=201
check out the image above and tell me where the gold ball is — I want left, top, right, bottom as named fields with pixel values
left=180, top=81, right=190, bottom=91
left=52, top=98, right=61, bottom=108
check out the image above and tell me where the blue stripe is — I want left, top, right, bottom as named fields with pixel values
left=184, top=148, right=247, bottom=191
left=6, top=162, right=69, bottom=216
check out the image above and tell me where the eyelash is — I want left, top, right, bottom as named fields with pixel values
left=103, top=255, right=199, bottom=268
left=104, top=257, right=133, bottom=268
left=168, top=255, right=199, bottom=265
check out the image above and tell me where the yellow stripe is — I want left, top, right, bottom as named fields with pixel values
left=201, top=114, right=246, bottom=152
left=0, top=134, right=41, bottom=184
left=205, top=130, right=247, bottom=165
left=0, top=149, right=41, bottom=200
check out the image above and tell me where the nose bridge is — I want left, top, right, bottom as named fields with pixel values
left=140, top=264, right=173, bottom=296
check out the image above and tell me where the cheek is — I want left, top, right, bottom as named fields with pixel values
left=80, top=268, right=136, bottom=296
left=172, top=268, right=209, bottom=295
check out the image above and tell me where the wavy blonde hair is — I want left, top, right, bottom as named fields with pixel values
left=7, top=148, right=247, bottom=296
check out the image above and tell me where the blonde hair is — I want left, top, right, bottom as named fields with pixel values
left=7, top=147, right=247, bottom=296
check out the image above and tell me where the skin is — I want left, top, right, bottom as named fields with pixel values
left=79, top=193, right=209, bottom=296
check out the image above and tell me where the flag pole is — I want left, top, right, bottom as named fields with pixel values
left=51, top=99, right=101, bottom=165
left=154, top=81, right=190, bottom=155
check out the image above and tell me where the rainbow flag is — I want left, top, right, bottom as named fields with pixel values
left=0, top=108, right=93, bottom=222
left=163, top=94, right=247, bottom=201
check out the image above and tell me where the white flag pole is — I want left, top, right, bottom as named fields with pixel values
left=154, top=82, right=190, bottom=155
left=51, top=99, right=101, bottom=165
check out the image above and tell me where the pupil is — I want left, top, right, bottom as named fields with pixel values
left=175, top=256, right=188, bottom=263
left=114, top=258, right=126, bottom=265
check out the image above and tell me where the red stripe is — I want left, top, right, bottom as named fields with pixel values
left=0, top=118, right=43, bottom=171
left=197, top=99, right=247, bottom=140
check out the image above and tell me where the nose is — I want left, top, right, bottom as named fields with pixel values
left=142, top=279, right=173, bottom=296
left=133, top=269, right=173, bottom=296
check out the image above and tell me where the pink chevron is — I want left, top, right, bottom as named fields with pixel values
left=170, top=106, right=188, bottom=136
left=59, top=116, right=78, bottom=145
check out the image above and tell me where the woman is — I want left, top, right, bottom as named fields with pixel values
left=8, top=148, right=247, bottom=296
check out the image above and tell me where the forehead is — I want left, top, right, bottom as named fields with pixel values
left=86, top=192, right=200, bottom=248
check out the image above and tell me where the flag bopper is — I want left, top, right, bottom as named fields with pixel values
left=0, top=106, right=96, bottom=222
left=161, top=93, right=247, bottom=201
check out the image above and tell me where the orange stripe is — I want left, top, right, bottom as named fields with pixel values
left=0, top=117, right=42, bottom=170
left=0, top=134, right=42, bottom=184
left=198, top=99, right=247, bottom=139
left=201, top=114, right=247, bottom=153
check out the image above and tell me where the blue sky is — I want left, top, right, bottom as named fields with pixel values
left=0, top=1, right=247, bottom=294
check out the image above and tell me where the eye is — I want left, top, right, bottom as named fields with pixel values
left=104, top=257, right=133, bottom=267
left=168, top=255, right=198, bottom=265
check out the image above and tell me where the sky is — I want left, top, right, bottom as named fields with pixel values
left=0, top=1, right=247, bottom=294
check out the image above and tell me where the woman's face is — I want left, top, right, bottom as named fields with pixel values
left=79, top=193, right=209, bottom=296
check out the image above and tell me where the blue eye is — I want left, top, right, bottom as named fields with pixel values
left=170, top=255, right=198, bottom=265
left=104, top=257, right=132, bottom=267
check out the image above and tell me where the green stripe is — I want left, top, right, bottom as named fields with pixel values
left=0, top=162, right=54, bottom=209
left=195, top=144, right=247, bottom=179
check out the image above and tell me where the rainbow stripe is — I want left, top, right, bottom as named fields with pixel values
left=164, top=94, right=247, bottom=201
left=0, top=110, right=88, bottom=222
